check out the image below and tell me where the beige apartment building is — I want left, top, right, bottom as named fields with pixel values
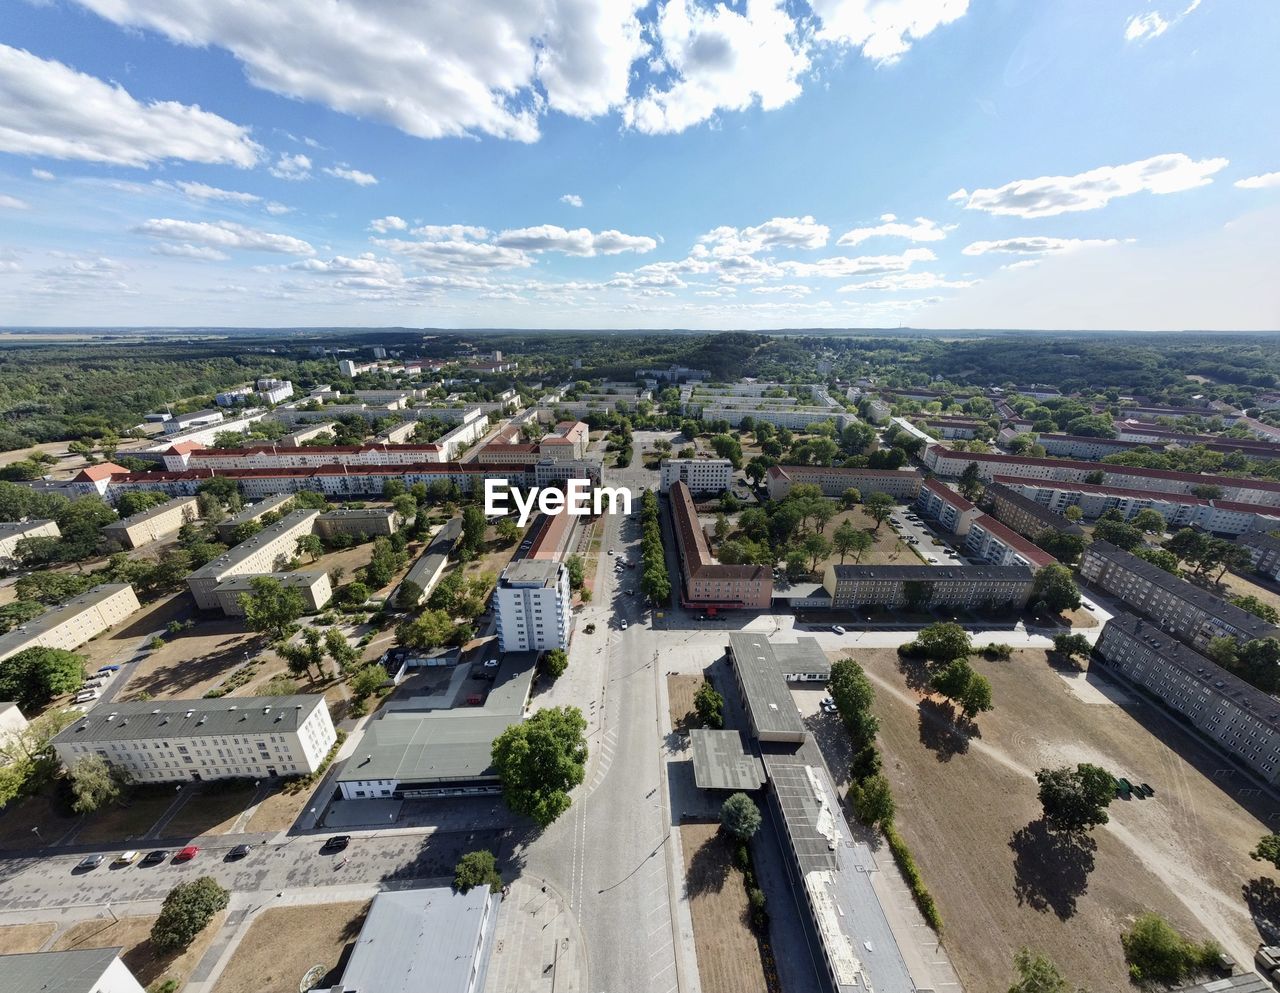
left=0, top=519, right=60, bottom=569
left=215, top=493, right=297, bottom=542
left=0, top=584, right=140, bottom=662
left=187, top=510, right=320, bottom=609
left=213, top=571, right=332, bottom=616
left=52, top=694, right=336, bottom=783
left=103, top=496, right=199, bottom=549
left=314, top=508, right=399, bottom=539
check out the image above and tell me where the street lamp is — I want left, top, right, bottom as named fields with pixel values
left=30, top=826, right=41, bottom=843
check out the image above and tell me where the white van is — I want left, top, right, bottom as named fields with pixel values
left=73, top=689, right=100, bottom=704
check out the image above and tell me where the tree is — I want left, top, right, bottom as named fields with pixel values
left=239, top=577, right=306, bottom=641
left=841, top=487, right=862, bottom=508
left=959, top=672, right=994, bottom=718
left=1121, top=912, right=1221, bottom=985
left=454, top=849, right=503, bottom=893
left=803, top=532, right=832, bottom=571
left=1007, top=947, right=1084, bottom=993
left=1035, top=763, right=1116, bottom=833
left=543, top=648, right=569, bottom=679
left=350, top=663, right=388, bottom=700
left=1131, top=508, right=1167, bottom=535
left=397, top=608, right=454, bottom=649
left=295, top=533, right=324, bottom=562
left=720, top=792, right=762, bottom=840
left=863, top=492, right=894, bottom=531
left=461, top=505, right=487, bottom=558
left=931, top=659, right=994, bottom=718
left=0, top=600, right=43, bottom=634
left=324, top=627, right=361, bottom=672
left=832, top=521, right=860, bottom=563
left=694, top=682, right=724, bottom=729
left=1034, top=530, right=1086, bottom=565
left=1231, top=594, right=1280, bottom=624
left=392, top=493, right=418, bottom=523
left=828, top=657, right=877, bottom=738
left=491, top=706, right=588, bottom=827
left=1134, top=546, right=1180, bottom=575
left=1093, top=517, right=1144, bottom=552
left=1252, top=833, right=1280, bottom=870
left=850, top=773, right=895, bottom=828
left=1063, top=505, right=1084, bottom=523
left=496, top=517, right=520, bottom=544
left=1032, top=564, right=1081, bottom=615
left=958, top=461, right=983, bottom=500
left=912, top=622, right=972, bottom=664
left=0, top=647, right=85, bottom=710
left=1052, top=633, right=1092, bottom=664
left=151, top=877, right=230, bottom=954
left=641, top=566, right=671, bottom=606
left=69, top=754, right=125, bottom=813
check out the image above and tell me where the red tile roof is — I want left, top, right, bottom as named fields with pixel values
left=73, top=462, right=129, bottom=481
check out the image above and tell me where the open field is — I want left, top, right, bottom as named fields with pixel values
left=826, top=646, right=1279, bottom=992
left=163, top=781, right=259, bottom=838
left=243, top=778, right=322, bottom=833
left=53, top=910, right=226, bottom=991
left=0, top=790, right=80, bottom=849
left=75, top=789, right=179, bottom=845
left=212, top=900, right=370, bottom=993
left=116, top=616, right=267, bottom=701
left=679, top=821, right=773, bottom=993
left=1215, top=569, right=1280, bottom=615
left=0, top=921, right=56, bottom=953
left=667, top=674, right=706, bottom=732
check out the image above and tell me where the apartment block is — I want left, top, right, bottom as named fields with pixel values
left=187, top=510, right=320, bottom=609
left=0, top=519, right=59, bottom=568
left=185, top=443, right=447, bottom=471
left=0, top=949, right=145, bottom=993
left=670, top=481, right=771, bottom=611
left=538, top=420, right=590, bottom=460
left=1094, top=614, right=1280, bottom=784
left=0, top=583, right=140, bottom=662
left=52, top=695, right=336, bottom=783
left=983, top=481, right=1084, bottom=539
left=963, top=514, right=1056, bottom=569
left=494, top=560, right=572, bottom=651
left=822, top=564, right=1033, bottom=612
left=103, top=495, right=199, bottom=549
left=315, top=508, right=399, bottom=539
left=1238, top=530, right=1280, bottom=581
left=213, top=571, right=332, bottom=616
left=215, top=493, right=297, bottom=542
left=1080, top=540, right=1280, bottom=650
left=914, top=478, right=980, bottom=535
left=766, top=465, right=922, bottom=502
left=162, top=408, right=224, bottom=434
left=659, top=458, right=733, bottom=494
left=1035, top=434, right=1145, bottom=460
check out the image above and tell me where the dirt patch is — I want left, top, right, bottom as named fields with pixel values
left=244, top=778, right=325, bottom=834
left=75, top=789, right=177, bottom=845
left=163, top=781, right=259, bottom=839
left=53, top=911, right=226, bottom=991
left=117, top=616, right=266, bottom=701
left=213, top=900, right=371, bottom=993
left=680, top=822, right=774, bottom=993
left=0, top=922, right=56, bottom=953
left=833, top=646, right=1279, bottom=992
left=1215, top=570, right=1280, bottom=615
left=668, top=674, right=707, bottom=732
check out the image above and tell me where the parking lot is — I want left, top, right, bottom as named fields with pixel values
left=888, top=508, right=966, bottom=565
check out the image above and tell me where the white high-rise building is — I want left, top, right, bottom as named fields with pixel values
left=659, top=458, right=733, bottom=494
left=493, top=560, right=571, bottom=652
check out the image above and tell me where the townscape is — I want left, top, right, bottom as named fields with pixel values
left=0, top=330, right=1278, bottom=993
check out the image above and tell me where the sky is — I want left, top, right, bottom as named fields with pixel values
left=0, top=0, right=1278, bottom=332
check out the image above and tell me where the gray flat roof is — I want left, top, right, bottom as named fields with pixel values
left=771, top=637, right=831, bottom=677
left=727, top=634, right=807, bottom=739
left=1169, top=977, right=1270, bottom=993
left=762, top=748, right=915, bottom=993
left=189, top=510, right=319, bottom=579
left=0, top=519, right=56, bottom=537
left=690, top=729, right=765, bottom=791
left=214, top=570, right=326, bottom=592
left=0, top=583, right=132, bottom=659
left=220, top=493, right=296, bottom=527
left=318, top=507, right=396, bottom=520
left=336, top=886, right=497, bottom=993
left=500, top=559, right=561, bottom=586
left=337, top=711, right=518, bottom=783
left=53, top=695, right=326, bottom=745
left=402, top=517, right=462, bottom=591
left=1088, top=540, right=1280, bottom=641
left=0, top=947, right=124, bottom=993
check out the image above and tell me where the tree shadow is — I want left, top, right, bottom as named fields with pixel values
left=1244, top=877, right=1280, bottom=944
left=917, top=698, right=969, bottom=762
left=684, top=831, right=732, bottom=898
left=1009, top=819, right=1096, bottom=920
left=896, top=652, right=933, bottom=694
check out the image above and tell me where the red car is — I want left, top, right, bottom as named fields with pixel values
left=174, top=845, right=199, bottom=862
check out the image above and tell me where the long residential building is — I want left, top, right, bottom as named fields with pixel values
left=921, top=445, right=1280, bottom=507
left=983, top=481, right=1084, bottom=539
left=766, top=465, right=922, bottom=502
left=314, top=507, right=399, bottom=539
left=187, top=510, right=320, bottom=610
left=822, top=564, right=1033, bottom=611
left=215, top=493, right=297, bottom=542
left=180, top=442, right=448, bottom=470
left=1093, top=614, right=1280, bottom=784
left=0, top=519, right=59, bottom=569
left=914, top=477, right=980, bottom=535
left=0, top=583, right=140, bottom=663
left=1238, top=530, right=1280, bottom=582
left=52, top=694, right=337, bottom=783
left=669, top=481, right=771, bottom=611
left=991, top=475, right=1280, bottom=536
left=102, top=495, right=199, bottom=549
left=1035, top=433, right=1146, bottom=460
left=963, top=514, right=1057, bottom=569
left=659, top=458, right=733, bottom=494
left=1080, top=540, right=1280, bottom=650
left=212, top=571, right=332, bottom=615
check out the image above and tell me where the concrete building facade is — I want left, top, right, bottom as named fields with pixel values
left=766, top=465, right=922, bottom=502
left=670, top=481, right=771, bottom=611
left=0, top=519, right=59, bottom=568
left=659, top=458, right=733, bottom=494
left=103, top=496, right=199, bottom=549
left=0, top=583, right=139, bottom=663
left=822, top=564, right=1033, bottom=612
left=983, top=481, right=1084, bottom=539
left=186, top=510, right=320, bottom=610
left=963, top=514, right=1057, bottom=570
left=493, top=559, right=572, bottom=652
left=914, top=478, right=980, bottom=535
left=213, top=571, right=332, bottom=616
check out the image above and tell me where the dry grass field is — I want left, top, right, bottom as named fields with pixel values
left=0, top=922, right=56, bottom=953
left=212, top=901, right=370, bottom=993
left=53, top=911, right=226, bottom=991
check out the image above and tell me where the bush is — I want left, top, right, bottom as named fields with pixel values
left=981, top=643, right=1013, bottom=661
left=1121, top=912, right=1221, bottom=985
left=747, top=886, right=769, bottom=931
left=454, top=849, right=503, bottom=893
left=884, top=823, right=943, bottom=933
left=151, top=877, right=229, bottom=953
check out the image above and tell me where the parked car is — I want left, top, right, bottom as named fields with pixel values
left=625, top=588, right=634, bottom=596
left=831, top=625, right=846, bottom=635
left=483, top=658, right=499, bottom=668
left=620, top=619, right=628, bottom=630
left=322, top=835, right=351, bottom=853
left=140, top=850, right=168, bottom=866
left=820, top=699, right=838, bottom=714
left=76, top=855, right=104, bottom=871
left=228, top=844, right=251, bottom=860
left=927, top=556, right=939, bottom=564
left=113, top=850, right=138, bottom=867
left=174, top=845, right=199, bottom=862
left=96, top=665, right=120, bottom=673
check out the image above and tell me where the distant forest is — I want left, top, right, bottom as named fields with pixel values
left=0, top=329, right=1276, bottom=451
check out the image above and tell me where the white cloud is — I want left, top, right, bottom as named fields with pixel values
left=374, top=236, right=532, bottom=271
left=157, top=179, right=261, bottom=204
left=560, top=193, right=584, bottom=207
left=961, top=236, right=1122, bottom=255
left=1001, top=259, right=1040, bottom=270
left=134, top=218, right=315, bottom=255
left=1236, top=172, right=1280, bottom=190
left=269, top=153, right=312, bottom=180
left=623, top=0, right=810, bottom=135
left=324, top=165, right=378, bottom=186
left=264, top=201, right=291, bottom=215
left=837, top=270, right=976, bottom=291
left=837, top=213, right=951, bottom=246
left=1124, top=0, right=1200, bottom=42
left=947, top=187, right=968, bottom=202
left=494, top=224, right=657, bottom=255
left=697, top=215, right=830, bottom=256
left=369, top=215, right=408, bottom=233
left=750, top=284, right=811, bottom=296
left=954, top=153, right=1228, bottom=218
left=0, top=43, right=260, bottom=167
left=412, top=224, right=491, bottom=241
left=811, top=0, right=970, bottom=64
left=150, top=242, right=230, bottom=261
left=0, top=194, right=30, bottom=210
left=30, top=168, right=54, bottom=181
left=782, top=246, right=936, bottom=278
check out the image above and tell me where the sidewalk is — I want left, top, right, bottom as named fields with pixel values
left=483, top=876, right=588, bottom=993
